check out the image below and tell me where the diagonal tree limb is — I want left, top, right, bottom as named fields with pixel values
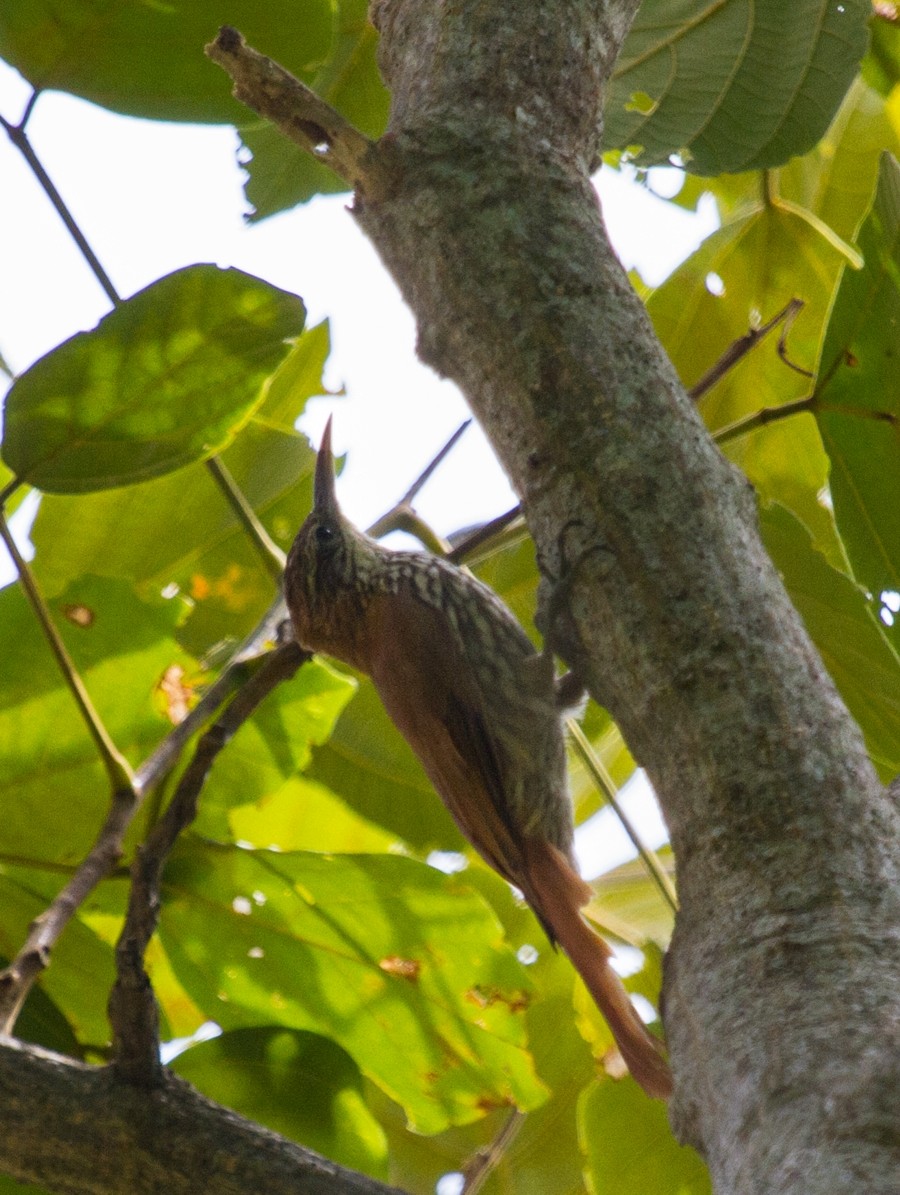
left=205, top=26, right=399, bottom=202
left=109, top=641, right=309, bottom=1086
left=0, top=1036, right=402, bottom=1195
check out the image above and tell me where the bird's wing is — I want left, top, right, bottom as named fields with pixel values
left=366, top=589, right=530, bottom=890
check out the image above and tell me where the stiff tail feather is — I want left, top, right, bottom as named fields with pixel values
left=523, top=838, right=673, bottom=1100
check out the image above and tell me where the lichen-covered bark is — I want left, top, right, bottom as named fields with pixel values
left=356, top=2, right=900, bottom=1190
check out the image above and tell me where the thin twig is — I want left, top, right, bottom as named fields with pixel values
left=448, top=505, right=524, bottom=565
left=109, top=642, right=308, bottom=1086
left=205, top=456, right=286, bottom=580
left=0, top=512, right=134, bottom=795
left=689, top=298, right=811, bottom=403
left=366, top=420, right=471, bottom=550
left=0, top=101, right=120, bottom=307
left=205, top=26, right=397, bottom=201
left=461, top=1109, right=524, bottom=1195
left=398, top=420, right=472, bottom=507
left=712, top=395, right=816, bottom=446
left=567, top=721, right=678, bottom=913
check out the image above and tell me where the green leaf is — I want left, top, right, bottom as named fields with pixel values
left=159, top=842, right=546, bottom=1133
left=760, top=503, right=900, bottom=780
left=0, top=575, right=194, bottom=863
left=864, top=11, right=900, bottom=97
left=777, top=78, right=900, bottom=248
left=29, top=322, right=332, bottom=655
left=241, top=0, right=390, bottom=218
left=580, top=1078, right=711, bottom=1195
left=1, top=266, right=305, bottom=494
left=590, top=851, right=676, bottom=949
left=306, top=670, right=466, bottom=853
left=648, top=202, right=848, bottom=570
left=171, top=1027, right=388, bottom=1179
left=195, top=657, right=357, bottom=840
left=814, top=153, right=900, bottom=607
left=228, top=776, right=398, bottom=854
left=608, top=0, right=869, bottom=175
left=0, top=0, right=334, bottom=124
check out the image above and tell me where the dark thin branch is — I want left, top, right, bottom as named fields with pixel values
left=398, top=419, right=472, bottom=507
left=0, top=100, right=121, bottom=307
left=461, top=1109, right=523, bottom=1195
left=205, top=26, right=397, bottom=202
left=109, top=642, right=308, bottom=1086
left=688, top=298, right=811, bottom=402
left=448, top=505, right=524, bottom=565
left=712, top=395, right=817, bottom=445
left=366, top=420, right=471, bottom=550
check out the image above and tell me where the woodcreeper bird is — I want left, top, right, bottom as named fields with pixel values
left=285, top=420, right=672, bottom=1099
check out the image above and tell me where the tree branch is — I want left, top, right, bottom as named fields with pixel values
left=0, top=1037, right=401, bottom=1195
left=205, top=26, right=397, bottom=201
left=109, top=642, right=309, bottom=1086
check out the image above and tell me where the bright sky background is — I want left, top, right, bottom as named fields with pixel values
left=0, top=56, right=719, bottom=876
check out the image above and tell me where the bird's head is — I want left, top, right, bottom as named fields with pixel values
left=284, top=417, right=379, bottom=645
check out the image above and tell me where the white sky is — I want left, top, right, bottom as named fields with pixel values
left=0, top=57, right=718, bottom=875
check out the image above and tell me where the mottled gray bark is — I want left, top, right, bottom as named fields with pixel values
left=355, top=1, right=900, bottom=1191
left=0, top=1036, right=400, bottom=1195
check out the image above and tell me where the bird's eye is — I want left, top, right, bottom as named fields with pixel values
left=315, top=523, right=335, bottom=545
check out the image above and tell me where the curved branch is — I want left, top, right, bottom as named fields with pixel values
left=0, top=1037, right=401, bottom=1195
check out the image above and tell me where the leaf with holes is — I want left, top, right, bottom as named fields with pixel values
left=159, top=842, right=546, bottom=1133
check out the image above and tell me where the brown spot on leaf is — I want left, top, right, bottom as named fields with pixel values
left=466, top=985, right=530, bottom=1014
left=379, top=955, right=421, bottom=982
left=157, top=664, right=193, bottom=725
left=62, top=604, right=94, bottom=628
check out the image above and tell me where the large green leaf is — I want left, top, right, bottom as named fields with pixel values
left=360, top=868, right=598, bottom=1195
left=608, top=0, right=869, bottom=175
left=171, top=1027, right=389, bottom=1179
left=2, top=266, right=305, bottom=493
left=159, top=842, right=546, bottom=1133
left=590, top=851, right=676, bottom=950
left=648, top=202, right=848, bottom=568
left=814, top=153, right=900, bottom=607
left=0, top=576, right=194, bottom=864
left=580, top=1079, right=711, bottom=1195
left=29, top=323, right=332, bottom=656
left=194, top=657, right=357, bottom=840
left=0, top=0, right=333, bottom=123
left=760, top=503, right=900, bottom=780
left=242, top=0, right=390, bottom=218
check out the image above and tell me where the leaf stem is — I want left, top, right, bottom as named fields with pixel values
left=712, top=395, right=817, bottom=445
left=205, top=455, right=286, bottom=581
left=0, top=511, right=134, bottom=794
left=567, top=721, right=678, bottom=912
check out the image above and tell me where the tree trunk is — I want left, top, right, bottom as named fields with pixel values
left=354, top=1, right=900, bottom=1190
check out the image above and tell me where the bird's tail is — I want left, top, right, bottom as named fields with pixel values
left=523, top=837, right=673, bottom=1100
